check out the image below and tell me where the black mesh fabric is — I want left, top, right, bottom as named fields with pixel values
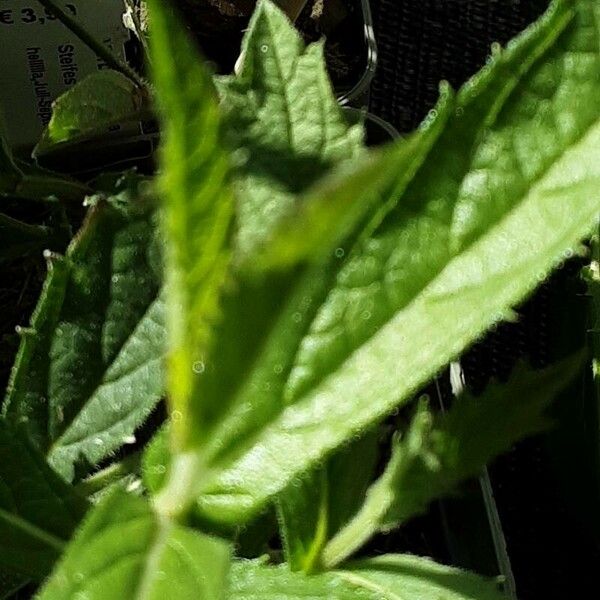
left=368, top=2, right=600, bottom=598
left=370, top=0, right=549, bottom=132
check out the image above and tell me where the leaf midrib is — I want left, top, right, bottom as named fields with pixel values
left=47, top=295, right=162, bottom=456
left=133, top=516, right=171, bottom=600
left=203, top=110, right=600, bottom=523
left=288, top=5, right=583, bottom=407
left=336, top=571, right=407, bottom=600
left=0, top=506, right=65, bottom=553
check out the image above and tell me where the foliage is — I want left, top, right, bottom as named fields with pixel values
left=1, top=0, right=599, bottom=598
left=34, top=71, right=149, bottom=155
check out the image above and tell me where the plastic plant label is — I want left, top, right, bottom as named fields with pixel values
left=0, top=0, right=130, bottom=151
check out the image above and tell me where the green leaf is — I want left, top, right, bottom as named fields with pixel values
left=37, top=489, right=231, bottom=600
left=191, top=0, right=600, bottom=525
left=3, top=175, right=163, bottom=481
left=0, top=422, right=87, bottom=579
left=322, top=356, right=582, bottom=567
left=143, top=0, right=451, bottom=515
left=244, top=136, right=442, bottom=272
left=34, top=71, right=149, bottom=155
left=217, top=0, right=364, bottom=259
left=227, top=555, right=504, bottom=600
left=148, top=0, right=234, bottom=454
left=277, top=430, right=379, bottom=573
left=281, top=0, right=576, bottom=406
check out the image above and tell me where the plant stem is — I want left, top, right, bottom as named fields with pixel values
left=321, top=501, right=382, bottom=568
left=76, top=452, right=142, bottom=496
left=15, top=174, right=91, bottom=203
left=35, top=0, right=146, bottom=88
left=0, top=213, right=52, bottom=238
left=153, top=451, right=206, bottom=522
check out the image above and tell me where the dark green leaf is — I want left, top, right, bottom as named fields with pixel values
left=4, top=175, right=163, bottom=481
left=0, top=422, right=87, bottom=578
left=277, top=430, right=379, bottom=573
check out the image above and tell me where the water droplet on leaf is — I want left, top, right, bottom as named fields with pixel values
left=192, top=361, right=205, bottom=374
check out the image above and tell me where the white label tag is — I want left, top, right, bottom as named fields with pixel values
left=0, top=0, right=130, bottom=150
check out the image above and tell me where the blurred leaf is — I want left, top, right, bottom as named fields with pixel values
left=148, top=0, right=234, bottom=458
left=37, top=489, right=230, bottom=600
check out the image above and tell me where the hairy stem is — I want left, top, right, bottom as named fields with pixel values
left=152, top=452, right=206, bottom=522
left=76, top=452, right=142, bottom=496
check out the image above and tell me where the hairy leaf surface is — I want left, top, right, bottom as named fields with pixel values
left=191, top=0, right=600, bottom=525
left=217, top=0, right=364, bottom=259
left=227, top=555, right=504, bottom=600
left=4, top=176, right=163, bottom=481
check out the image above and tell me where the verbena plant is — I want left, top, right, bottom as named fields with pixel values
left=1, top=0, right=599, bottom=597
